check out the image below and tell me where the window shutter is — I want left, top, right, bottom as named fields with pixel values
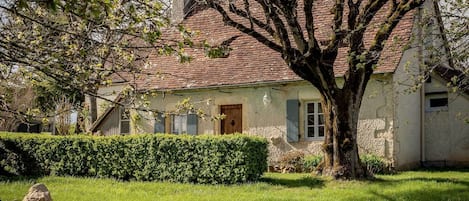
left=286, top=99, right=299, bottom=142
left=187, top=114, right=198, bottom=135
left=154, top=113, right=165, bottom=133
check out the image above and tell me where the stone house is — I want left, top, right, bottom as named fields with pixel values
left=90, top=0, right=468, bottom=169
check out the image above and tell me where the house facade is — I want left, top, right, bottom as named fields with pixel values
left=91, top=0, right=469, bottom=169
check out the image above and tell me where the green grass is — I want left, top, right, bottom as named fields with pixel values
left=1, top=170, right=469, bottom=201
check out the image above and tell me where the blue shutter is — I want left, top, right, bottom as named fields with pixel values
left=154, top=113, right=165, bottom=133
left=187, top=114, right=198, bottom=135
left=286, top=99, right=299, bottom=142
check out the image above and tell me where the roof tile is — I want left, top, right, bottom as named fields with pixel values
left=131, top=0, right=415, bottom=90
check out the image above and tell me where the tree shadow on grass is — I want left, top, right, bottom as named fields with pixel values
left=0, top=174, right=41, bottom=183
left=260, top=175, right=325, bottom=188
left=417, top=167, right=469, bottom=173
left=364, top=177, right=469, bottom=201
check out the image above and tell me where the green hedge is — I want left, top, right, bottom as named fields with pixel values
left=0, top=133, right=268, bottom=184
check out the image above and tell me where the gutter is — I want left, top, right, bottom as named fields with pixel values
left=418, top=2, right=426, bottom=165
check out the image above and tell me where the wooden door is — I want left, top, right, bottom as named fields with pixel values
left=220, top=104, right=242, bottom=134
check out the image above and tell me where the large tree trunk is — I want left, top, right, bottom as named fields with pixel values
left=316, top=91, right=369, bottom=179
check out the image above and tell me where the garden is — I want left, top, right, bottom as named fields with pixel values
left=1, top=170, right=469, bottom=201
left=1, top=133, right=468, bottom=201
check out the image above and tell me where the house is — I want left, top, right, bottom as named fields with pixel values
left=90, top=0, right=469, bottom=169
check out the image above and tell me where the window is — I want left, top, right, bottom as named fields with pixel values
left=154, top=113, right=198, bottom=135
left=305, top=102, right=325, bottom=139
left=171, top=114, right=188, bottom=134
left=430, top=98, right=448, bottom=107
left=120, top=108, right=130, bottom=134
left=425, top=93, right=448, bottom=112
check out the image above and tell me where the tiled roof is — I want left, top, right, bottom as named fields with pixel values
left=130, top=0, right=415, bottom=90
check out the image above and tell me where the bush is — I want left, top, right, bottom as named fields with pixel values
left=278, top=151, right=305, bottom=173
left=361, top=154, right=392, bottom=175
left=303, top=155, right=323, bottom=172
left=0, top=132, right=268, bottom=184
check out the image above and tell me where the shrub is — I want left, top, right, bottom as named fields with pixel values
left=303, top=155, right=323, bottom=172
left=0, top=132, right=268, bottom=184
left=361, top=154, right=392, bottom=175
left=278, top=150, right=305, bottom=173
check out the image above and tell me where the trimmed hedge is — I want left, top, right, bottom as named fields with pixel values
left=0, top=133, right=268, bottom=184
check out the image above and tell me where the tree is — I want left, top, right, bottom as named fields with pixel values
left=0, top=73, right=37, bottom=131
left=430, top=0, right=468, bottom=92
left=438, top=0, right=468, bottom=72
left=202, top=0, right=424, bottom=179
left=0, top=0, right=191, bottom=131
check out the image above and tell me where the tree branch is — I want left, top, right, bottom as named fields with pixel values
left=207, top=1, right=283, bottom=53
left=273, top=0, right=308, bottom=53
left=304, top=0, right=321, bottom=57
left=325, top=0, right=346, bottom=55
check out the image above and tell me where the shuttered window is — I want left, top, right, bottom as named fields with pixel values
left=154, top=112, right=165, bottom=133
left=154, top=113, right=197, bottom=135
left=286, top=99, right=299, bottom=142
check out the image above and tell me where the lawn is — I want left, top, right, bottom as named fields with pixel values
left=1, top=170, right=468, bottom=201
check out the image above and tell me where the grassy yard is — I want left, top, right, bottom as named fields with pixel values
left=1, top=170, right=468, bottom=201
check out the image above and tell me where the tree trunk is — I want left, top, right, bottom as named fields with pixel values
left=316, top=92, right=369, bottom=179
left=75, top=105, right=84, bottom=134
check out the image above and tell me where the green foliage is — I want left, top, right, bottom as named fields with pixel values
left=278, top=151, right=305, bottom=173
left=0, top=133, right=268, bottom=184
left=302, top=155, right=323, bottom=172
left=361, top=154, right=391, bottom=175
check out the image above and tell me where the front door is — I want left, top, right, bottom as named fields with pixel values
left=220, top=104, right=242, bottom=134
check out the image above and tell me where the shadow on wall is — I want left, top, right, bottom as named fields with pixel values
left=268, top=135, right=296, bottom=164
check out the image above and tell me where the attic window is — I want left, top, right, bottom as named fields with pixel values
left=430, top=98, right=448, bottom=108
left=425, top=93, right=448, bottom=112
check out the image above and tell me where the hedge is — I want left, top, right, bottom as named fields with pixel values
left=0, top=133, right=268, bottom=184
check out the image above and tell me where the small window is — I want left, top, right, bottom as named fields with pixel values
left=305, top=102, right=325, bottom=139
left=171, top=114, right=187, bottom=134
left=425, top=93, right=448, bottom=112
left=120, top=108, right=130, bottom=134
left=429, top=98, right=448, bottom=107
left=425, top=76, right=432, bottom=83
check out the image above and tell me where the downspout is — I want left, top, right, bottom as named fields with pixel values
left=417, top=2, right=426, bottom=166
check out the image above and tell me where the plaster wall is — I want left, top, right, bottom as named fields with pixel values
left=130, top=75, right=395, bottom=164
left=392, top=43, right=422, bottom=169
left=424, top=78, right=469, bottom=166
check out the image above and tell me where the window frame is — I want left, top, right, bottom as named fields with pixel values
left=304, top=101, right=325, bottom=140
left=170, top=114, right=188, bottom=134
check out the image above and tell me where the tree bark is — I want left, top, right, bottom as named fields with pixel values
left=316, top=90, right=369, bottom=179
